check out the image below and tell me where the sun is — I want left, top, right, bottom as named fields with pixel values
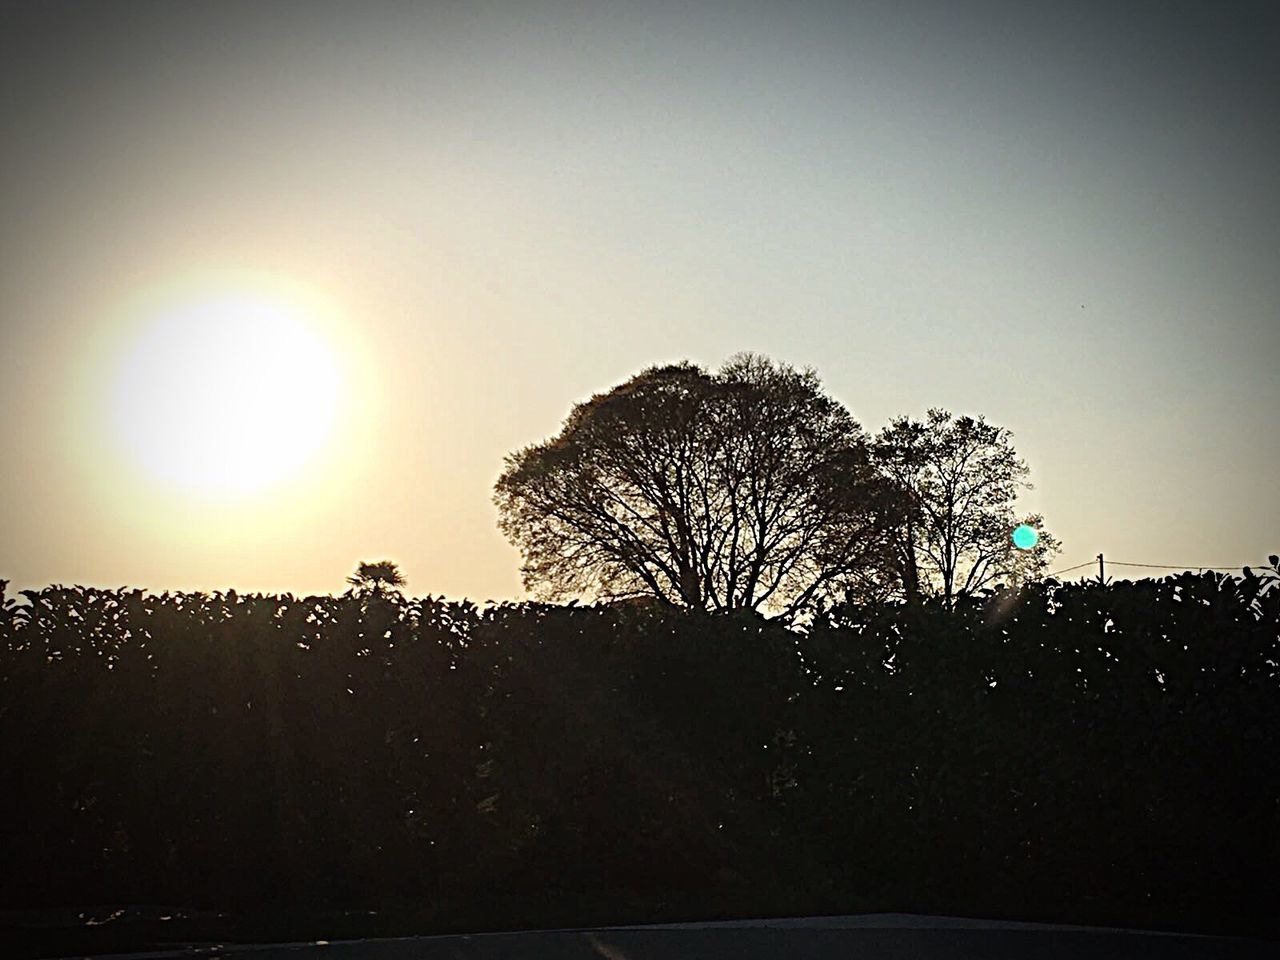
left=107, top=280, right=347, bottom=497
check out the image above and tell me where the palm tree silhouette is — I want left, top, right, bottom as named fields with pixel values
left=346, top=560, right=406, bottom=594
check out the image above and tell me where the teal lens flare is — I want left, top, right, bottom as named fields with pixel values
left=1012, top=524, right=1039, bottom=550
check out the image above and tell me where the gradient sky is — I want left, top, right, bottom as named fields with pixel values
left=2, top=0, right=1277, bottom=599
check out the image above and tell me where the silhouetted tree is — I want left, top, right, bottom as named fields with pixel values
left=873, top=409, right=1058, bottom=604
left=346, top=560, right=406, bottom=594
left=494, top=354, right=897, bottom=618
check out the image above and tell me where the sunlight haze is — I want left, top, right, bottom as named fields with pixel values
left=103, top=275, right=352, bottom=496
left=1, top=0, right=1276, bottom=598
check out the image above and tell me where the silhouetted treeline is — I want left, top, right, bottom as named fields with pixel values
left=1, top=566, right=1277, bottom=947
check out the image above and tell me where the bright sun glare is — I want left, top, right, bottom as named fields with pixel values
left=108, top=284, right=345, bottom=496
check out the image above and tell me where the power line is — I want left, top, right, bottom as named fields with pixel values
left=1040, top=559, right=1259, bottom=580
left=1043, top=561, right=1094, bottom=578
left=1108, top=561, right=1248, bottom=572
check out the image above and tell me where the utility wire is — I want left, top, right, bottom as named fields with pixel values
left=1108, top=561, right=1248, bottom=571
left=1043, top=561, right=1094, bottom=578
left=1041, top=560, right=1259, bottom=579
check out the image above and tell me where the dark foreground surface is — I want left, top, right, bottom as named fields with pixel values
left=28, top=915, right=1278, bottom=960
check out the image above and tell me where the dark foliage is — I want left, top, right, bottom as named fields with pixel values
left=495, top=355, right=898, bottom=617
left=1, top=561, right=1277, bottom=951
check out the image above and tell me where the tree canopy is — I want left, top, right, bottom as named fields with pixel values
left=873, top=409, right=1059, bottom=603
left=497, top=357, right=1058, bottom=612
left=494, top=354, right=898, bottom=618
left=346, top=560, right=407, bottom=593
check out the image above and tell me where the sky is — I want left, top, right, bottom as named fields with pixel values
left=2, top=0, right=1277, bottom=599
